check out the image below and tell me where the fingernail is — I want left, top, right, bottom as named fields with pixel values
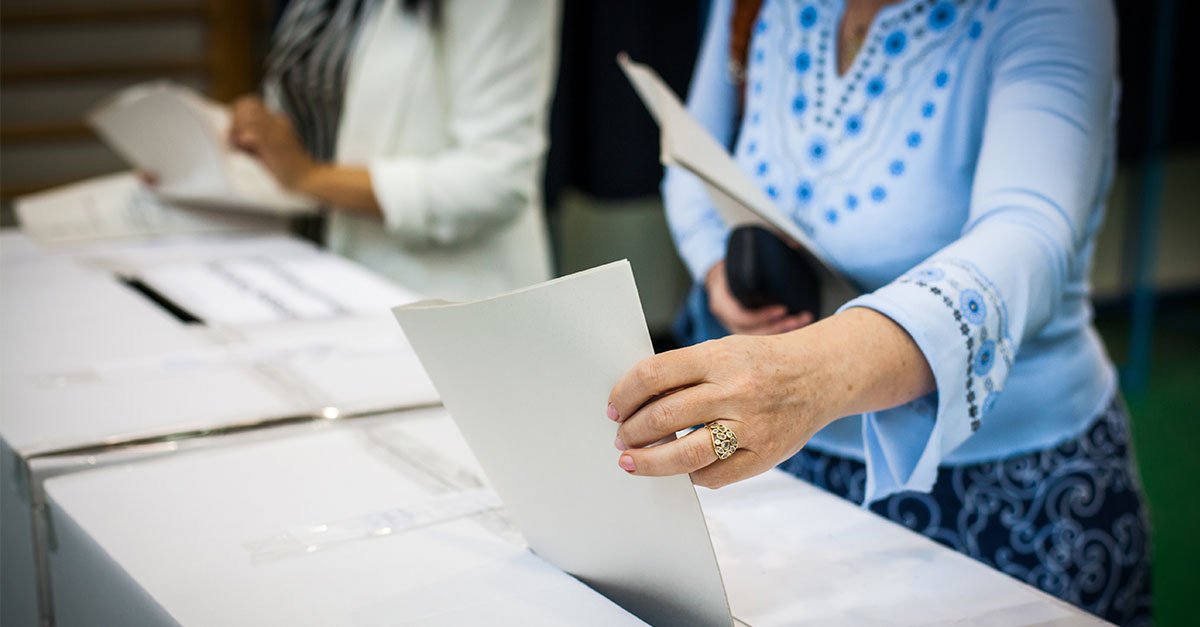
left=614, top=436, right=628, bottom=451
left=607, top=403, right=620, bottom=422
left=619, top=455, right=636, bottom=472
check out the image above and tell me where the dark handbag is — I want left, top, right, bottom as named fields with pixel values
left=724, top=225, right=821, bottom=316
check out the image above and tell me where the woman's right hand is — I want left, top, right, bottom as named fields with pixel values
left=705, top=261, right=814, bottom=335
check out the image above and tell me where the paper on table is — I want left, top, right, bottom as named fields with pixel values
left=13, top=173, right=282, bottom=244
left=393, top=261, right=732, bottom=627
left=137, top=253, right=422, bottom=325
left=87, top=82, right=317, bottom=216
left=618, top=54, right=858, bottom=317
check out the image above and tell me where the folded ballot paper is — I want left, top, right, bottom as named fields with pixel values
left=87, top=82, right=317, bottom=216
left=393, top=261, right=734, bottom=627
left=617, top=54, right=858, bottom=317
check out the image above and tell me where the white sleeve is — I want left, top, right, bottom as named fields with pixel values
left=369, top=0, right=560, bottom=245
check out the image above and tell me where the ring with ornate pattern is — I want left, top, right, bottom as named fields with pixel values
left=705, top=421, right=738, bottom=460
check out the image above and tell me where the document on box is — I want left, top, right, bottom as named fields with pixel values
left=138, top=253, right=421, bottom=325
left=88, top=82, right=317, bottom=215
left=618, top=54, right=858, bottom=316
left=13, top=173, right=281, bottom=244
left=393, top=261, right=732, bottom=627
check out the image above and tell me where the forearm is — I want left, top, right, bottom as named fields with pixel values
left=778, top=307, right=934, bottom=425
left=294, top=164, right=382, bottom=217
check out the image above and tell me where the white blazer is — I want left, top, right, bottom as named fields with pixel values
left=329, top=0, right=559, bottom=300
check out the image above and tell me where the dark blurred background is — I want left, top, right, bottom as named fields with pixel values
left=1, top=1, right=1195, bottom=621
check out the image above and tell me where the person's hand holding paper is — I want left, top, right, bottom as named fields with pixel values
left=228, top=96, right=318, bottom=192
left=608, top=306, right=934, bottom=489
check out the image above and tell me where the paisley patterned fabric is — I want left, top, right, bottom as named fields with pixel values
left=779, top=396, right=1152, bottom=625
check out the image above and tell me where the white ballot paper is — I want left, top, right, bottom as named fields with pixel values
left=393, top=261, right=733, bottom=627
left=14, top=173, right=281, bottom=244
left=87, top=82, right=317, bottom=215
left=618, top=54, right=858, bottom=317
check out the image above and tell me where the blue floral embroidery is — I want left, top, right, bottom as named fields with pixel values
left=767, top=185, right=779, bottom=199
left=960, top=288, right=987, bottom=324
left=753, top=48, right=765, bottom=64
left=898, top=260, right=1014, bottom=430
left=969, top=21, right=983, bottom=39
left=794, top=51, right=812, bottom=73
left=809, top=138, right=828, bottom=162
left=907, top=131, right=922, bottom=148
left=889, top=159, right=906, bottom=176
left=934, top=71, right=950, bottom=88
left=884, top=31, right=907, bottom=57
left=845, top=114, right=863, bottom=135
left=792, top=94, right=808, bottom=114
left=824, top=208, right=838, bottom=224
left=799, top=5, right=818, bottom=29
left=796, top=180, right=813, bottom=203
left=747, top=140, right=758, bottom=155
left=922, top=101, right=936, bottom=118
left=845, top=194, right=859, bottom=210
left=981, top=391, right=999, bottom=416
left=866, top=76, right=887, bottom=98
left=928, top=1, right=957, bottom=31
left=974, top=339, right=997, bottom=376
left=756, top=160, right=769, bottom=176
left=914, top=267, right=945, bottom=282
left=871, top=186, right=887, bottom=202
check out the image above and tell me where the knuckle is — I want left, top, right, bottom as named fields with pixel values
left=635, top=358, right=663, bottom=389
left=680, top=440, right=709, bottom=470
left=650, top=401, right=678, bottom=432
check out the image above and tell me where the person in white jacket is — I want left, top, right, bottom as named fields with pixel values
left=228, top=0, right=559, bottom=300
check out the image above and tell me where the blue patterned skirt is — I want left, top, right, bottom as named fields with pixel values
left=779, top=397, right=1153, bottom=626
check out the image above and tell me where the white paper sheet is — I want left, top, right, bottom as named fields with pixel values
left=13, top=173, right=282, bottom=244
left=87, top=82, right=317, bottom=215
left=393, top=261, right=732, bottom=627
left=618, top=54, right=858, bottom=317
left=137, top=252, right=422, bottom=325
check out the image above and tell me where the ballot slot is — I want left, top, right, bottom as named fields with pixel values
left=118, top=276, right=205, bottom=324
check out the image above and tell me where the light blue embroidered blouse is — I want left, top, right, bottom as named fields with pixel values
left=664, top=0, right=1120, bottom=503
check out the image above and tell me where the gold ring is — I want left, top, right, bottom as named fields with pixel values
left=705, top=421, right=738, bottom=460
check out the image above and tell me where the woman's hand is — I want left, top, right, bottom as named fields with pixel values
left=228, top=95, right=316, bottom=190
left=607, top=308, right=935, bottom=488
left=705, top=261, right=813, bottom=335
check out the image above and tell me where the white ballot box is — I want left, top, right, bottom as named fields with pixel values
left=41, top=409, right=643, bottom=627
left=698, top=472, right=1104, bottom=626
left=37, top=407, right=1103, bottom=626
left=0, top=230, right=438, bottom=626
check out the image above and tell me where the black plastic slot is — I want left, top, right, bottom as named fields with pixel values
left=119, top=278, right=205, bottom=325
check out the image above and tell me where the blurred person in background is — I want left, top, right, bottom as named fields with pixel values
left=608, top=1, right=1151, bottom=624
left=228, top=0, right=559, bottom=300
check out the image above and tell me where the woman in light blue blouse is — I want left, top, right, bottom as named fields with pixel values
left=606, top=0, right=1151, bottom=623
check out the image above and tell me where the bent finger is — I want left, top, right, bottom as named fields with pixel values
left=616, top=426, right=717, bottom=477
left=690, top=448, right=770, bottom=489
left=616, top=385, right=715, bottom=448
left=608, top=345, right=711, bottom=423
